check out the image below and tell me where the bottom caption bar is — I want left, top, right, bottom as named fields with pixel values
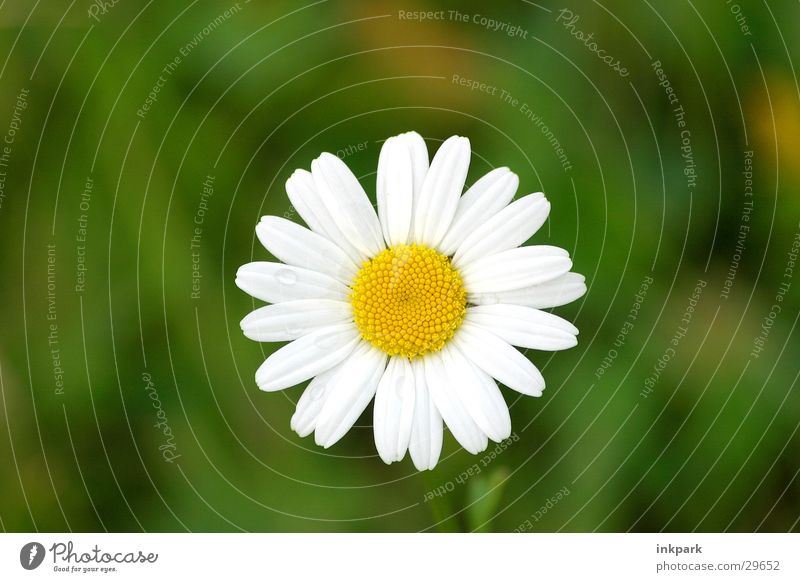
left=1, top=533, right=796, bottom=580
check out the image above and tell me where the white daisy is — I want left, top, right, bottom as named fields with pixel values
left=236, top=132, right=586, bottom=470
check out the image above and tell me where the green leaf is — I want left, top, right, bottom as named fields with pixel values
left=465, top=466, right=511, bottom=532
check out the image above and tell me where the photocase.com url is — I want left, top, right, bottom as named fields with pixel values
left=656, top=560, right=781, bottom=574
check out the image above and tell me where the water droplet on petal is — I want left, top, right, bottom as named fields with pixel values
left=285, top=322, right=304, bottom=336
left=314, top=332, right=336, bottom=350
left=276, top=268, right=297, bottom=286
left=310, top=383, right=325, bottom=401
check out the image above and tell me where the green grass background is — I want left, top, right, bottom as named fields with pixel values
left=0, top=0, right=798, bottom=531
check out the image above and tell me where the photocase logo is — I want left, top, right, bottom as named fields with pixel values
left=20, top=542, right=46, bottom=570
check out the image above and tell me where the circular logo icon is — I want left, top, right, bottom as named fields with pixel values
left=20, top=542, right=45, bottom=570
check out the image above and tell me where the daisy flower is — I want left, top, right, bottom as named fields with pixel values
left=236, top=132, right=586, bottom=470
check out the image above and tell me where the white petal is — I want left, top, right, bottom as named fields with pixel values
left=460, top=246, right=572, bottom=294
left=453, top=322, right=545, bottom=396
left=255, top=324, right=360, bottom=392
left=413, top=136, right=470, bottom=247
left=408, top=359, right=443, bottom=471
left=240, top=300, right=352, bottom=342
left=424, top=351, right=488, bottom=455
left=311, top=153, right=385, bottom=258
left=377, top=136, right=413, bottom=246
left=466, top=304, right=578, bottom=351
left=437, top=168, right=518, bottom=256
left=256, top=216, right=358, bottom=283
left=284, top=170, right=327, bottom=234
left=453, top=193, right=550, bottom=267
left=441, top=344, right=511, bottom=442
left=403, top=131, right=429, bottom=201
left=235, top=262, right=349, bottom=303
left=285, top=169, right=364, bottom=262
left=290, top=364, right=344, bottom=437
left=314, top=343, right=387, bottom=448
left=373, top=357, right=415, bottom=464
left=469, top=272, right=587, bottom=309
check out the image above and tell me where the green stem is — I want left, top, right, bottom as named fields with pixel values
left=420, top=470, right=461, bottom=532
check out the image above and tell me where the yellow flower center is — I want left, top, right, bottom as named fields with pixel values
left=350, top=244, right=467, bottom=359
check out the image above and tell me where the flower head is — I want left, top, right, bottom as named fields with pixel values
left=236, top=132, right=586, bottom=470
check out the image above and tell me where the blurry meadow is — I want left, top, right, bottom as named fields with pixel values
left=0, top=0, right=798, bottom=531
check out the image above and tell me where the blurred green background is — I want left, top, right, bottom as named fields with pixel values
left=0, top=0, right=798, bottom=532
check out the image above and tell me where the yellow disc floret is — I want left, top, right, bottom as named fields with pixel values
left=350, top=244, right=467, bottom=359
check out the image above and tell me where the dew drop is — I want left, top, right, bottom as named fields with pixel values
left=310, top=383, right=325, bottom=401
left=314, top=332, right=337, bottom=350
left=276, top=268, right=297, bottom=286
